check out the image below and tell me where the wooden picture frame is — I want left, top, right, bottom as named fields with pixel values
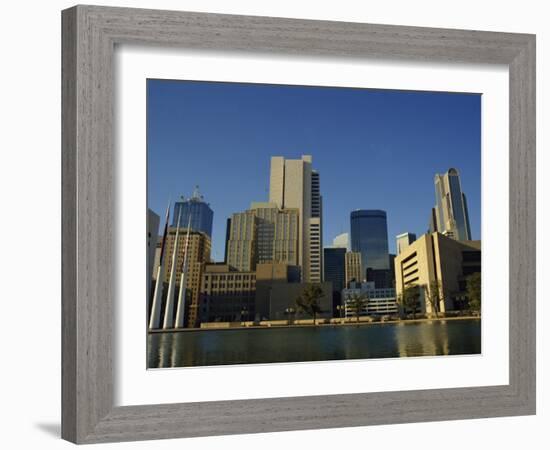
left=62, top=5, right=536, bottom=444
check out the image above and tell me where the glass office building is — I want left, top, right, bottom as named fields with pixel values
left=350, top=210, right=390, bottom=280
left=172, top=187, right=214, bottom=237
left=323, top=247, right=346, bottom=293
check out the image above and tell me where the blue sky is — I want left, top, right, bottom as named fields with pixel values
left=147, top=79, right=481, bottom=261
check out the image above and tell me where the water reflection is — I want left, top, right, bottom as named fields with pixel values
left=147, top=319, right=481, bottom=368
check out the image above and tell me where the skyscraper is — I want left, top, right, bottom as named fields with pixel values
left=323, top=247, right=346, bottom=313
left=345, top=251, right=363, bottom=286
left=225, top=203, right=299, bottom=272
left=269, top=155, right=323, bottom=283
left=159, top=226, right=211, bottom=328
left=396, top=232, right=417, bottom=255
left=350, top=210, right=390, bottom=280
left=172, top=186, right=214, bottom=237
left=433, top=168, right=472, bottom=241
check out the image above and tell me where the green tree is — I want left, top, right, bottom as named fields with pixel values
left=400, top=285, right=421, bottom=319
left=345, top=292, right=369, bottom=322
left=424, top=280, right=443, bottom=318
left=295, top=284, right=324, bottom=325
left=466, top=272, right=481, bottom=312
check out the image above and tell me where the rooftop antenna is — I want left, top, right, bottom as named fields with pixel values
left=192, top=185, right=203, bottom=201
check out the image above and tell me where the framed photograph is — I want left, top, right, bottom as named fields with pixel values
left=62, top=5, right=535, bottom=444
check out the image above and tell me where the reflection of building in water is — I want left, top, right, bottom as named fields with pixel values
left=341, top=281, right=398, bottom=317
left=394, top=232, right=481, bottom=315
left=395, top=321, right=450, bottom=358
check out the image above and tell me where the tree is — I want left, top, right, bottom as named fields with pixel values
left=424, top=280, right=443, bottom=318
left=295, top=284, right=324, bottom=325
left=466, top=272, right=481, bottom=312
left=400, top=285, right=421, bottom=319
left=345, top=292, right=369, bottom=322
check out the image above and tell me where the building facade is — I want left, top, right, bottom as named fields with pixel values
left=350, top=209, right=390, bottom=284
left=254, top=262, right=301, bottom=320
left=268, top=282, right=333, bottom=321
left=432, top=168, right=472, bottom=241
left=269, top=155, right=323, bottom=283
left=226, top=203, right=299, bottom=272
left=199, top=264, right=256, bottom=323
left=342, top=281, right=398, bottom=317
left=323, top=247, right=346, bottom=314
left=172, top=186, right=214, bottom=238
left=394, top=232, right=481, bottom=315
left=161, top=227, right=212, bottom=327
left=226, top=210, right=257, bottom=271
left=396, top=232, right=417, bottom=255
left=345, top=251, right=363, bottom=287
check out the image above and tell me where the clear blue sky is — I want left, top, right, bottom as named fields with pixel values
left=147, top=79, right=480, bottom=261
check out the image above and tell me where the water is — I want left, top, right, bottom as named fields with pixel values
left=147, top=319, right=481, bottom=368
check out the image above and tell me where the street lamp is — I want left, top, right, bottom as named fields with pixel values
left=285, top=307, right=295, bottom=325
left=336, top=304, right=345, bottom=324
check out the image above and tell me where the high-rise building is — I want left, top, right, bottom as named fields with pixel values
left=396, top=232, right=417, bottom=255
left=345, top=251, right=363, bottom=287
left=226, top=203, right=300, bottom=272
left=332, top=232, right=350, bottom=250
left=433, top=168, right=472, bottom=241
left=269, top=155, right=323, bottom=283
left=161, top=227, right=211, bottom=327
left=172, top=186, right=214, bottom=238
left=250, top=202, right=300, bottom=266
left=350, top=209, right=390, bottom=280
left=323, top=247, right=346, bottom=314
left=394, top=232, right=481, bottom=316
left=226, top=210, right=257, bottom=271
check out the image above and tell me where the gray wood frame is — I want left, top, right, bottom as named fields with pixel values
left=62, top=5, right=536, bottom=444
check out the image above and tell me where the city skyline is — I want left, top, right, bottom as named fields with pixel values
left=147, top=79, right=481, bottom=260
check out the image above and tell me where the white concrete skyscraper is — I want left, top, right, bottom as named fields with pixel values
left=433, top=168, right=472, bottom=241
left=269, top=155, right=323, bottom=283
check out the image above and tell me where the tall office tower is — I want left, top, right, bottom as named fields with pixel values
left=345, top=251, right=363, bottom=287
left=226, top=203, right=299, bottom=272
left=250, top=202, right=299, bottom=266
left=332, top=232, right=350, bottom=250
left=350, top=210, right=390, bottom=282
left=226, top=211, right=257, bottom=272
left=269, top=155, right=323, bottom=282
left=161, top=227, right=211, bottom=327
left=172, top=186, right=214, bottom=237
left=396, top=232, right=417, bottom=255
left=223, top=217, right=231, bottom=263
left=324, top=247, right=347, bottom=313
left=433, top=168, right=472, bottom=241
